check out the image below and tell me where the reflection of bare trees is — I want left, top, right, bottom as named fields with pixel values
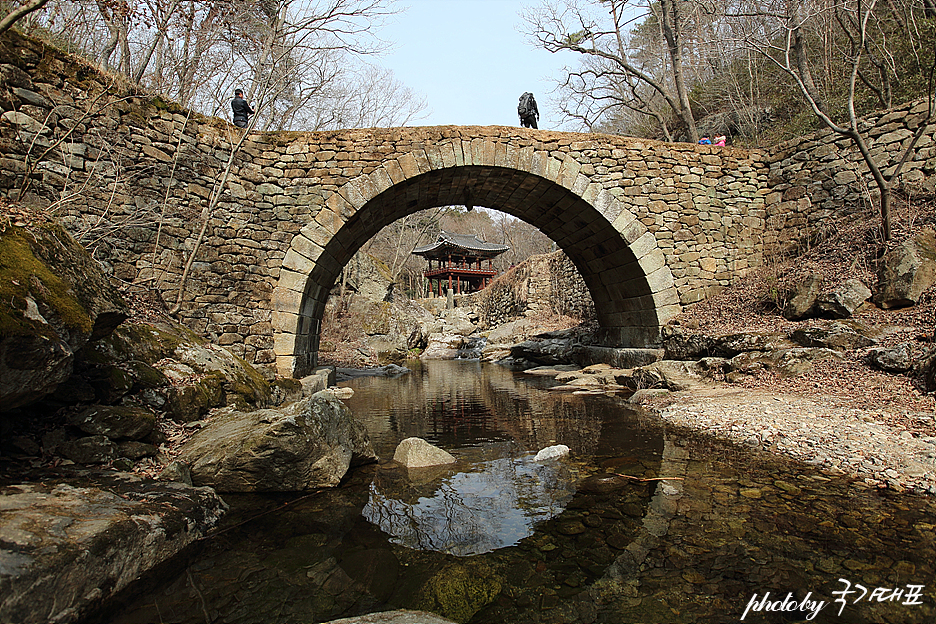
left=348, top=361, right=662, bottom=554
left=362, top=456, right=576, bottom=556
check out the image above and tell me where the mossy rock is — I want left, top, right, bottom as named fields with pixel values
left=89, top=322, right=199, bottom=366
left=270, top=377, right=303, bottom=405
left=414, top=561, right=503, bottom=623
left=149, top=95, right=185, bottom=114
left=1, top=219, right=127, bottom=411
left=124, top=359, right=170, bottom=389
left=68, top=404, right=156, bottom=441
left=0, top=224, right=100, bottom=340
left=166, top=374, right=224, bottom=422
left=89, top=320, right=271, bottom=410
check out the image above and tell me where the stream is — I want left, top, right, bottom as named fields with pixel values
left=107, top=360, right=935, bottom=624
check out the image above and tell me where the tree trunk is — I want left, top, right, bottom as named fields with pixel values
left=790, top=17, right=823, bottom=111
left=132, top=0, right=181, bottom=85
left=0, top=0, right=49, bottom=36
left=660, top=0, right=698, bottom=142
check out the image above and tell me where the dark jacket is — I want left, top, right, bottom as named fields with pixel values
left=231, top=96, right=254, bottom=125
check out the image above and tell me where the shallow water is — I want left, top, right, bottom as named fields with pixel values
left=108, top=360, right=935, bottom=624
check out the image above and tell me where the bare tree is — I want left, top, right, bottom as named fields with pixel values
left=36, top=0, right=424, bottom=131
left=523, top=0, right=701, bottom=141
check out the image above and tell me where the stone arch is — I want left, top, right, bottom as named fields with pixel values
left=272, top=139, right=679, bottom=377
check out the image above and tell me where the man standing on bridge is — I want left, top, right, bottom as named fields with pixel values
left=231, top=89, right=254, bottom=129
left=518, top=92, right=539, bottom=129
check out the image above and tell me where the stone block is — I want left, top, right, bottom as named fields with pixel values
left=481, top=140, right=497, bottom=166
left=619, top=216, right=647, bottom=244
left=645, top=265, right=676, bottom=293
left=517, top=145, right=535, bottom=171
left=272, top=286, right=302, bottom=313
left=397, top=152, right=419, bottom=178
left=530, top=150, right=547, bottom=176
left=273, top=330, right=298, bottom=355
left=629, top=231, right=659, bottom=259
left=271, top=308, right=300, bottom=334
left=340, top=177, right=369, bottom=209
left=414, top=149, right=432, bottom=173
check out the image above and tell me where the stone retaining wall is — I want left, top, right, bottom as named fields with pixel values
left=763, top=99, right=936, bottom=254
left=465, top=250, right=595, bottom=327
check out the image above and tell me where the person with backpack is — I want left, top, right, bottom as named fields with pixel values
left=231, top=89, right=254, bottom=129
left=518, top=92, right=539, bottom=129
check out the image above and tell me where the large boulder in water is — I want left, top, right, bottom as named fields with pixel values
left=0, top=218, right=128, bottom=411
left=421, top=333, right=466, bottom=360
left=393, top=437, right=456, bottom=468
left=176, top=390, right=377, bottom=491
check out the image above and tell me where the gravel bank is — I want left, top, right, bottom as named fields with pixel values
left=645, top=385, right=936, bottom=494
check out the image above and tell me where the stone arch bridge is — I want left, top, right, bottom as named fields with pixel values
left=0, top=32, right=766, bottom=379
left=39, top=124, right=767, bottom=378
left=221, top=126, right=765, bottom=377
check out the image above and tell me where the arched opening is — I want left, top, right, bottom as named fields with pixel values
left=276, top=165, right=678, bottom=377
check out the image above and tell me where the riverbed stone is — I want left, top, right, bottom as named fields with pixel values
left=322, top=610, right=458, bottom=624
left=713, top=332, right=796, bottom=357
left=813, top=278, right=871, bottom=318
left=0, top=471, right=226, bottom=624
left=421, top=333, right=466, bottom=359
left=874, top=228, right=936, bottom=308
left=729, top=347, right=842, bottom=377
left=510, top=339, right=573, bottom=365
left=59, top=434, right=118, bottom=464
left=68, top=404, right=156, bottom=440
left=868, top=343, right=913, bottom=372
left=534, top=444, right=571, bottom=461
left=783, top=273, right=823, bottom=320
left=789, top=322, right=876, bottom=351
left=660, top=327, right=715, bottom=360
left=176, top=391, right=376, bottom=491
left=117, top=440, right=158, bottom=460
left=393, top=437, right=456, bottom=468
left=569, top=346, right=664, bottom=368
left=628, top=360, right=706, bottom=391
left=412, top=561, right=502, bottom=624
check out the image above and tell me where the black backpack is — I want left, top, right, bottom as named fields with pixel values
left=518, top=92, right=534, bottom=117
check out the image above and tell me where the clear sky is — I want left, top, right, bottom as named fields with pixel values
left=378, top=0, right=569, bottom=130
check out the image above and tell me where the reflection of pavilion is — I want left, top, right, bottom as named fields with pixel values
left=412, top=231, right=509, bottom=296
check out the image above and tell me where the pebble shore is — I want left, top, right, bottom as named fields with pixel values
left=646, top=386, right=936, bottom=494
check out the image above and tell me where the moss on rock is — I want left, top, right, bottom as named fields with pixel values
left=414, top=561, right=503, bottom=623
left=0, top=225, right=94, bottom=339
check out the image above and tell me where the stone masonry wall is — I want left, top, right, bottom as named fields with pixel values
left=763, top=98, right=936, bottom=254
left=525, top=251, right=595, bottom=320
left=467, top=250, right=595, bottom=328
